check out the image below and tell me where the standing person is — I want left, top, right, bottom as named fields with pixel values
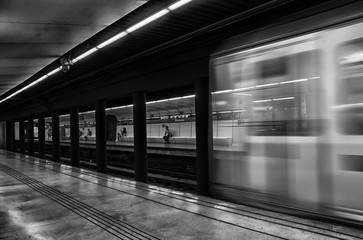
left=163, top=126, right=171, bottom=143
left=47, top=123, right=52, bottom=141
left=85, top=128, right=92, bottom=141
left=121, top=127, right=127, bottom=137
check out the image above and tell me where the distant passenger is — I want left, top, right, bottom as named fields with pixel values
left=163, top=126, right=171, bottom=143
left=121, top=127, right=127, bottom=137
left=79, top=128, right=84, bottom=139
left=85, top=129, right=92, bottom=141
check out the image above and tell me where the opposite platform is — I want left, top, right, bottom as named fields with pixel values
left=1, top=150, right=363, bottom=240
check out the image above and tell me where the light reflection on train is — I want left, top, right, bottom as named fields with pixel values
left=210, top=19, right=363, bottom=223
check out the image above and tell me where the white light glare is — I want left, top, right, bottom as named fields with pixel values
left=280, top=78, right=308, bottom=84
left=126, top=9, right=170, bottom=33
left=73, top=48, right=98, bottom=63
left=97, top=32, right=128, bottom=49
left=253, top=99, right=272, bottom=103
left=212, top=89, right=233, bottom=95
left=256, top=83, right=279, bottom=88
left=218, top=111, right=232, bottom=114
left=46, top=67, right=62, bottom=77
left=168, top=0, right=192, bottom=10
left=273, top=97, right=294, bottom=101
left=0, top=69, right=61, bottom=103
left=182, top=94, right=195, bottom=99
left=27, top=75, right=48, bottom=88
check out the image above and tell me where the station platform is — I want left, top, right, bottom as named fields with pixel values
left=1, top=150, right=363, bottom=240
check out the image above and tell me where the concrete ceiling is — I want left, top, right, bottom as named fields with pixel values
left=0, top=0, right=147, bottom=96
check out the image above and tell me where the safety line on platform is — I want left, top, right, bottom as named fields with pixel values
left=0, top=163, right=160, bottom=240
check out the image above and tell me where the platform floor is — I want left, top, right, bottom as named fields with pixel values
left=1, top=150, right=363, bottom=240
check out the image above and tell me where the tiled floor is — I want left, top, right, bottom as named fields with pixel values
left=1, top=150, right=363, bottom=240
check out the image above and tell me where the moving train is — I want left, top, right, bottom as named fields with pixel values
left=209, top=4, right=363, bottom=223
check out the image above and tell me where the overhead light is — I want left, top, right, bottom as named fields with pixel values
left=273, top=97, right=294, bottom=101
left=126, top=9, right=170, bottom=33
left=233, top=109, right=246, bottom=113
left=0, top=69, right=59, bottom=104
left=27, top=75, right=48, bottom=88
left=253, top=99, right=272, bottom=103
left=218, top=110, right=232, bottom=114
left=46, top=67, right=62, bottom=77
left=73, top=48, right=98, bottom=63
left=280, top=78, right=308, bottom=84
left=212, top=89, right=233, bottom=95
left=97, top=31, right=128, bottom=49
left=168, top=0, right=192, bottom=10
left=233, top=86, right=255, bottom=92
left=181, top=94, right=195, bottom=99
left=168, top=97, right=182, bottom=101
left=256, top=83, right=279, bottom=88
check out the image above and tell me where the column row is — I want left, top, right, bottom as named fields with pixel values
left=4, top=80, right=211, bottom=195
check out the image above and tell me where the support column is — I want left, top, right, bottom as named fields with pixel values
left=133, top=91, right=147, bottom=183
left=5, top=120, right=11, bottom=151
left=27, top=116, right=34, bottom=156
left=19, top=119, right=25, bottom=154
left=38, top=114, right=45, bottom=159
left=52, top=110, right=60, bottom=162
left=96, top=100, right=107, bottom=173
left=10, top=121, right=15, bottom=151
left=70, top=106, right=80, bottom=167
left=195, top=78, right=212, bottom=196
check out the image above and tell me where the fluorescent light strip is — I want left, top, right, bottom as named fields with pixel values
left=233, top=109, right=246, bottom=113
left=0, top=68, right=61, bottom=103
left=219, top=110, right=232, bottom=114
left=47, top=67, right=62, bottom=76
left=253, top=99, right=272, bottom=103
left=212, top=89, right=233, bottom=95
left=182, top=94, right=195, bottom=99
left=233, top=86, right=255, bottom=92
left=280, top=78, right=308, bottom=84
left=168, top=97, right=182, bottom=101
left=28, top=75, right=48, bottom=88
left=256, top=83, right=279, bottom=88
left=273, top=97, right=294, bottom=101
left=156, top=99, right=169, bottom=103
left=73, top=48, right=98, bottom=63
left=126, top=9, right=170, bottom=33
left=309, top=76, right=320, bottom=80
left=97, top=31, right=128, bottom=49
left=168, top=0, right=192, bottom=10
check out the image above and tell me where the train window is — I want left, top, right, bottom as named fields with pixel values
left=212, top=48, right=322, bottom=137
left=337, top=38, right=363, bottom=135
left=259, top=56, right=287, bottom=78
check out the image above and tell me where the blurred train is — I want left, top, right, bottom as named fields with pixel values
left=209, top=4, right=363, bottom=224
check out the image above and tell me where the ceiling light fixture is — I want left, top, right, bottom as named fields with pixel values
left=72, top=48, right=98, bottom=63
left=126, top=9, right=170, bottom=33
